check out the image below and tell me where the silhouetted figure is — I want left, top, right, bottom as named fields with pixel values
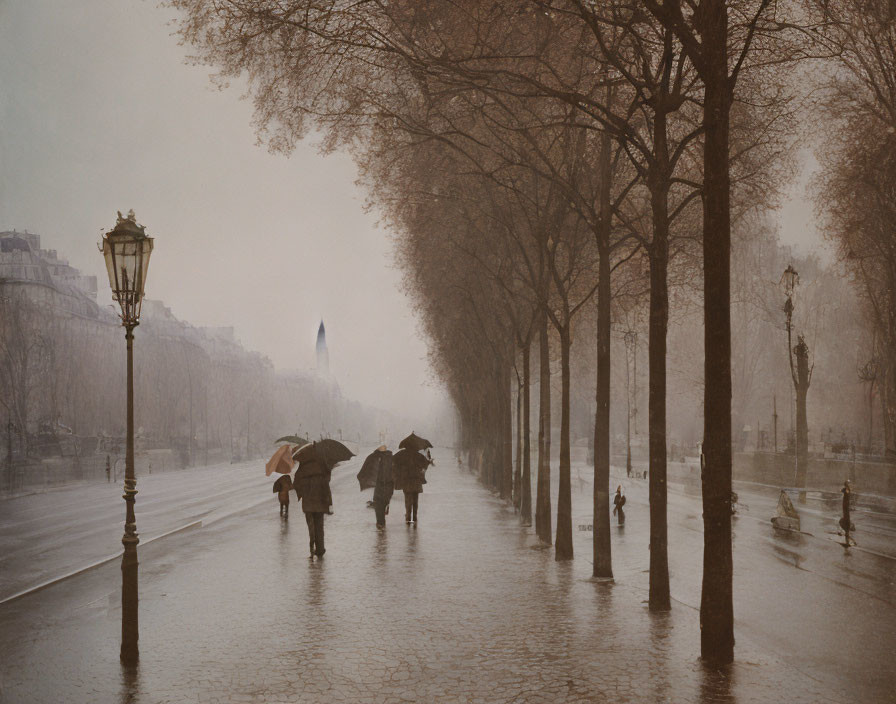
left=394, top=448, right=428, bottom=523
left=840, top=479, right=855, bottom=545
left=273, top=474, right=293, bottom=517
left=295, top=459, right=331, bottom=557
left=613, top=485, right=626, bottom=525
left=371, top=447, right=394, bottom=529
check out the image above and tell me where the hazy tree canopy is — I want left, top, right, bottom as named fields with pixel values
left=811, top=0, right=896, bottom=456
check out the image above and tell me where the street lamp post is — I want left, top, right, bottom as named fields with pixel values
left=100, top=210, right=153, bottom=667
left=781, top=265, right=812, bottom=500
left=100, top=210, right=154, bottom=547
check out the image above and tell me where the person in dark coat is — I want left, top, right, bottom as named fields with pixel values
left=294, top=459, right=331, bottom=557
left=613, top=485, right=626, bottom=525
left=394, top=449, right=429, bottom=523
left=840, top=479, right=854, bottom=545
left=371, top=446, right=394, bottom=529
left=272, top=474, right=293, bottom=517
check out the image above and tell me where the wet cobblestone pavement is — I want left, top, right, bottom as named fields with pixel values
left=0, top=451, right=891, bottom=703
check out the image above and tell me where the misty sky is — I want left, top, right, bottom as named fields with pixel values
left=0, top=0, right=827, bottom=417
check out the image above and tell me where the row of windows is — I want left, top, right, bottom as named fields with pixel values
left=0, top=263, right=48, bottom=282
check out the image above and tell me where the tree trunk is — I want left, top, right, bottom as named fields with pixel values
left=515, top=371, right=523, bottom=510
left=536, top=311, right=553, bottom=544
left=522, top=342, right=533, bottom=525
left=794, top=340, right=810, bottom=498
left=555, top=325, right=573, bottom=561
left=648, top=187, right=671, bottom=611
left=867, top=380, right=874, bottom=452
left=593, top=128, right=613, bottom=579
left=502, top=364, right=514, bottom=502
left=699, top=0, right=735, bottom=664
left=884, top=332, right=896, bottom=457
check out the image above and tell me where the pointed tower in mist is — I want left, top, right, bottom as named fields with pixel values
left=315, top=319, right=329, bottom=375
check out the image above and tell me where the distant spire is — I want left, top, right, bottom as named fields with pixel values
left=316, top=319, right=329, bottom=374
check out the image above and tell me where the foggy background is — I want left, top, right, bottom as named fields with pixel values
left=0, top=0, right=826, bottom=427
left=0, top=0, right=448, bottom=422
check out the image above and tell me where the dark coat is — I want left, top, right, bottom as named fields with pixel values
left=841, top=486, right=854, bottom=531
left=613, top=492, right=625, bottom=513
left=273, top=475, right=293, bottom=505
left=394, top=448, right=428, bottom=494
left=294, top=460, right=332, bottom=514
left=371, top=450, right=394, bottom=506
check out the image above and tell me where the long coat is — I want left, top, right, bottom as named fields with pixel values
left=371, top=450, right=395, bottom=506
left=840, top=486, right=854, bottom=532
left=294, top=460, right=332, bottom=514
left=394, top=449, right=427, bottom=494
left=273, top=474, right=293, bottom=506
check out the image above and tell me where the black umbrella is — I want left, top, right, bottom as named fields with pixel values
left=399, top=432, right=433, bottom=452
left=293, top=439, right=355, bottom=470
left=357, top=448, right=391, bottom=491
left=275, top=434, right=310, bottom=446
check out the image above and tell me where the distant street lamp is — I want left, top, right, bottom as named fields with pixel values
left=780, top=264, right=811, bottom=499
left=100, top=210, right=154, bottom=547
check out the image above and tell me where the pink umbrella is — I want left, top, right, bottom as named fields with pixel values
left=265, top=445, right=296, bottom=476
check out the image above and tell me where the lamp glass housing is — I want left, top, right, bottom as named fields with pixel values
left=101, top=213, right=154, bottom=326
left=780, top=265, right=799, bottom=297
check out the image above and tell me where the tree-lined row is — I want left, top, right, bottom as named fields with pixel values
left=171, top=0, right=892, bottom=663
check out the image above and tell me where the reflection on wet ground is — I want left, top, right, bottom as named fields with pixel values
left=699, top=663, right=735, bottom=704
left=1, top=454, right=891, bottom=703
left=119, top=661, right=139, bottom=704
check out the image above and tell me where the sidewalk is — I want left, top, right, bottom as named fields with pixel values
left=2, top=449, right=878, bottom=703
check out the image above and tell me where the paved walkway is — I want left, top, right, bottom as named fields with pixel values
left=0, top=450, right=890, bottom=703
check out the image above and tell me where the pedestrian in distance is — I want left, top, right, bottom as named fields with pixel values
left=272, top=474, right=293, bottom=518
left=394, top=448, right=429, bottom=524
left=613, top=485, right=626, bottom=525
left=371, top=446, right=394, bottom=530
left=840, top=479, right=855, bottom=546
left=294, top=458, right=332, bottom=558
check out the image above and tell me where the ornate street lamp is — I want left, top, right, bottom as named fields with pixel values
left=781, top=264, right=799, bottom=297
left=100, top=210, right=152, bottom=666
left=781, top=264, right=799, bottom=333
left=780, top=264, right=811, bottom=499
left=99, top=210, right=154, bottom=547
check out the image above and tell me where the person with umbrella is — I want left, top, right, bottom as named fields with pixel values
left=357, top=446, right=394, bottom=529
left=272, top=474, right=293, bottom=517
left=613, top=485, right=626, bottom=526
left=293, top=439, right=354, bottom=558
left=266, top=442, right=303, bottom=518
left=395, top=433, right=433, bottom=524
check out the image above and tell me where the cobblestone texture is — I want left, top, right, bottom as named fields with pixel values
left=0, top=451, right=889, bottom=703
